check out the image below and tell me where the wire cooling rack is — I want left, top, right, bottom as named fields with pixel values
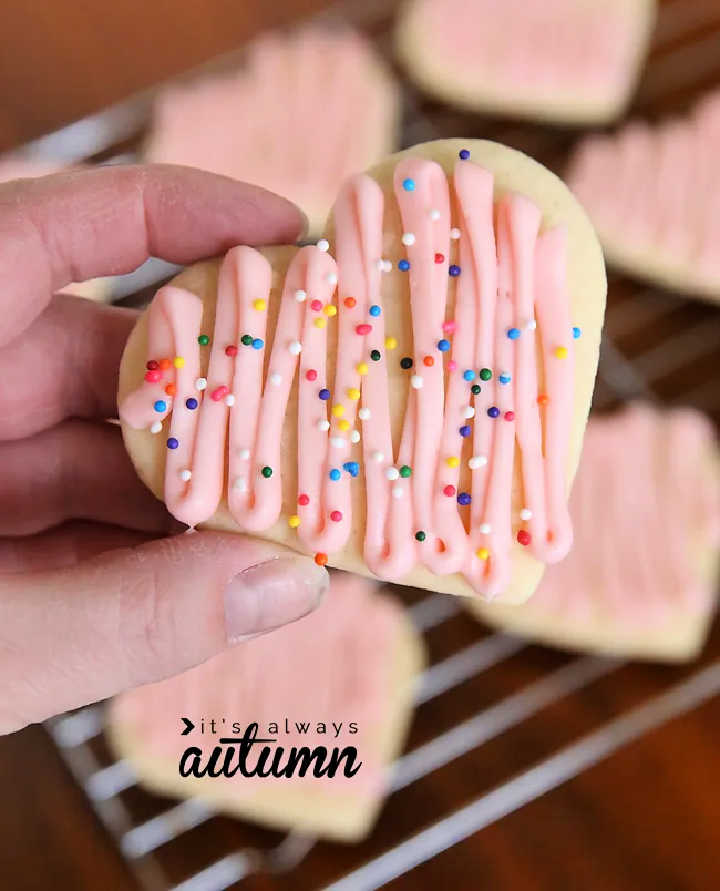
left=36, top=0, right=720, bottom=888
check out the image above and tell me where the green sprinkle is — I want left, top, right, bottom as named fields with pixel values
left=198, top=334, right=209, bottom=346
left=471, top=384, right=481, bottom=395
left=370, top=349, right=381, bottom=361
left=261, top=466, right=273, bottom=479
left=479, top=368, right=492, bottom=381
left=400, top=465, right=412, bottom=478
left=241, top=334, right=253, bottom=346
left=415, top=530, right=426, bottom=542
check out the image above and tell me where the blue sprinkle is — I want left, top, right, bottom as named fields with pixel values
left=573, top=326, right=582, bottom=339
left=498, top=373, right=512, bottom=385
left=449, top=265, right=461, bottom=277
left=487, top=406, right=500, bottom=419
left=459, top=425, right=472, bottom=438
left=463, top=369, right=475, bottom=381
left=329, top=468, right=341, bottom=481
left=507, top=327, right=521, bottom=340
left=369, top=304, right=381, bottom=317
left=457, top=491, right=472, bottom=505
left=153, top=399, right=167, bottom=412
left=343, top=461, right=360, bottom=478
left=167, top=437, right=179, bottom=450
left=398, top=259, right=411, bottom=271
left=185, top=397, right=198, bottom=410
left=459, top=149, right=471, bottom=160
left=402, top=178, right=415, bottom=192
left=319, top=388, right=331, bottom=401
left=252, top=337, right=264, bottom=350
left=437, top=339, right=451, bottom=352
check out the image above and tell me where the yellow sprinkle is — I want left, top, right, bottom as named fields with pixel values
left=252, top=298, right=267, bottom=312
left=476, top=547, right=489, bottom=561
left=446, top=456, right=460, bottom=468
left=357, top=362, right=369, bottom=376
left=332, top=404, right=345, bottom=418
left=554, top=346, right=568, bottom=359
left=338, top=419, right=351, bottom=432
left=314, top=317, right=327, bottom=329
left=173, top=356, right=185, bottom=368
left=385, top=336, right=398, bottom=350
left=323, top=304, right=337, bottom=317
left=347, top=387, right=361, bottom=401
left=288, top=515, right=300, bottom=528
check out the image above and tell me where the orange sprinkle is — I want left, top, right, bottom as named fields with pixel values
left=164, top=383, right=177, bottom=397
left=159, top=358, right=171, bottom=370
left=423, top=356, right=434, bottom=367
left=537, top=394, right=549, bottom=406
left=344, top=297, right=357, bottom=309
left=315, top=552, right=328, bottom=566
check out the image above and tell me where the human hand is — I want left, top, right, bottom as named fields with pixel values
left=0, top=165, right=328, bottom=734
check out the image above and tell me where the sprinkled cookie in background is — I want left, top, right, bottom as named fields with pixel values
left=470, top=404, right=720, bottom=662
left=144, top=26, right=399, bottom=238
left=568, top=89, right=720, bottom=302
left=395, top=0, right=656, bottom=125
left=118, top=139, right=606, bottom=604
left=108, top=573, right=425, bottom=842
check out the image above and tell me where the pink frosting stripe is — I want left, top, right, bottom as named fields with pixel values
left=120, top=157, right=578, bottom=598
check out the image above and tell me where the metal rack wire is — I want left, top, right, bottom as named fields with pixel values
left=36, top=0, right=720, bottom=887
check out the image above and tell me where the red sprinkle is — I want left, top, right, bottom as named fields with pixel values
left=315, top=552, right=328, bottom=566
left=504, top=410, right=515, bottom=421
left=211, top=385, right=229, bottom=402
left=434, top=253, right=445, bottom=264
left=537, top=394, right=549, bottom=406
left=423, top=356, right=434, bottom=367
left=305, top=369, right=318, bottom=382
left=146, top=359, right=159, bottom=371
left=310, top=299, right=323, bottom=312
left=145, top=369, right=161, bottom=383
left=330, top=510, right=343, bottom=522
left=225, top=344, right=238, bottom=357
left=443, top=484, right=456, bottom=497
left=298, top=493, right=310, bottom=506
left=165, top=383, right=177, bottom=397
left=344, top=297, right=357, bottom=309
left=356, top=323, right=372, bottom=336
left=517, top=530, right=532, bottom=546
left=442, top=320, right=457, bottom=333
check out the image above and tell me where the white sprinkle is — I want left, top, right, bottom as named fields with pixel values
left=350, top=430, right=361, bottom=444
left=464, top=406, right=475, bottom=419
left=150, top=421, right=162, bottom=434
left=239, top=448, right=250, bottom=460
left=372, top=450, right=384, bottom=463
left=520, top=508, right=533, bottom=521
left=450, top=227, right=461, bottom=240
left=224, top=394, right=235, bottom=407
left=401, top=232, right=416, bottom=246
left=358, top=408, right=371, bottom=421
left=410, top=375, right=424, bottom=389
left=326, top=272, right=338, bottom=286
left=527, top=318, right=537, bottom=330
left=479, top=522, right=492, bottom=534
left=195, top=377, right=207, bottom=391
left=392, top=485, right=404, bottom=499
left=317, top=419, right=330, bottom=432
left=269, top=372, right=282, bottom=387
left=330, top=436, right=345, bottom=449
left=180, top=469, right=192, bottom=482
left=429, top=209, right=441, bottom=221
left=382, top=259, right=393, bottom=273
left=288, top=340, right=302, bottom=356
left=233, top=477, right=247, bottom=492
left=375, top=258, right=385, bottom=271
left=468, top=455, right=487, bottom=470
left=386, top=467, right=400, bottom=481
left=317, top=238, right=330, bottom=252
left=295, top=289, right=307, bottom=303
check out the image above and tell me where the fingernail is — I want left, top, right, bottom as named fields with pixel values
left=224, top=555, right=328, bottom=644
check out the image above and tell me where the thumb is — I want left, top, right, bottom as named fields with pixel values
left=0, top=532, right=328, bottom=733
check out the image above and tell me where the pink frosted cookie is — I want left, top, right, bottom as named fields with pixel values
left=108, top=573, right=424, bottom=841
left=144, top=26, right=399, bottom=237
left=396, top=0, right=656, bottom=124
left=471, top=404, right=720, bottom=661
left=568, top=89, right=720, bottom=302
left=118, top=139, right=606, bottom=604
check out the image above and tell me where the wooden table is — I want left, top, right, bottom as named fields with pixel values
left=1, top=1, right=719, bottom=889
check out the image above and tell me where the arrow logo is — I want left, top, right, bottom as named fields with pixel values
left=181, top=717, right=195, bottom=736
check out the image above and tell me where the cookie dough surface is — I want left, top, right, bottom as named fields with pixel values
left=119, top=139, right=606, bottom=604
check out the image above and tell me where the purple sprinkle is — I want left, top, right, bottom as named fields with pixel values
left=457, top=492, right=472, bottom=505
left=487, top=406, right=500, bottom=419
left=167, top=437, right=179, bottom=450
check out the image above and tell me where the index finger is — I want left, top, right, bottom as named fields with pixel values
left=0, top=164, right=305, bottom=346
